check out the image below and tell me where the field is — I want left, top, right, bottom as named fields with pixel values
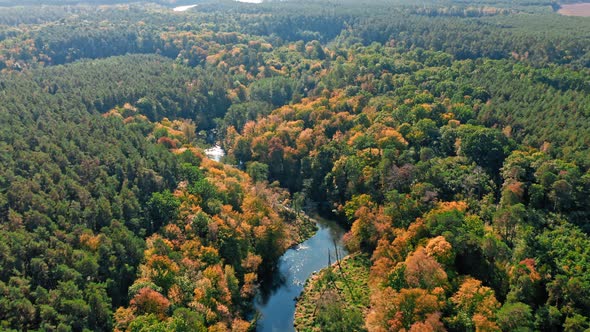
left=558, top=3, right=590, bottom=16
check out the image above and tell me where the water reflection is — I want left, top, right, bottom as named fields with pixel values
left=255, top=216, right=347, bottom=332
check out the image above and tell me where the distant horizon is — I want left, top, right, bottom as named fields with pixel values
left=0, top=0, right=270, bottom=5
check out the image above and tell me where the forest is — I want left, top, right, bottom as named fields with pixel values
left=0, top=0, right=588, bottom=331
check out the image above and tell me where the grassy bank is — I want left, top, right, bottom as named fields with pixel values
left=294, top=254, right=371, bottom=332
left=286, top=210, right=319, bottom=248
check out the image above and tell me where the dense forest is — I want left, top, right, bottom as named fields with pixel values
left=0, top=0, right=588, bottom=331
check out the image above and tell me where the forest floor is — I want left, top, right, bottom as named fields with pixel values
left=294, top=254, right=371, bottom=331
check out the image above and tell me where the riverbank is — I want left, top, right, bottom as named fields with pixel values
left=287, top=212, right=319, bottom=248
left=294, top=254, right=371, bottom=332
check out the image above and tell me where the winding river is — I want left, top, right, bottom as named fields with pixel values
left=202, top=143, right=346, bottom=330
left=255, top=215, right=348, bottom=332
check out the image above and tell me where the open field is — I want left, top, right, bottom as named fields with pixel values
left=558, top=3, right=590, bottom=16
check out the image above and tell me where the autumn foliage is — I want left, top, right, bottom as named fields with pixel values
left=112, top=123, right=303, bottom=330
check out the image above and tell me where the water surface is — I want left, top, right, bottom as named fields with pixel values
left=204, top=145, right=225, bottom=162
left=173, top=4, right=197, bottom=11
left=255, top=216, right=347, bottom=332
left=173, top=0, right=262, bottom=11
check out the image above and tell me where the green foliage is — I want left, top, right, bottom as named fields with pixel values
left=246, top=161, right=269, bottom=183
left=496, top=302, right=534, bottom=332
left=315, top=298, right=365, bottom=332
left=146, top=190, right=180, bottom=234
left=295, top=255, right=370, bottom=331
left=221, top=101, right=273, bottom=134
left=459, top=126, right=511, bottom=174
left=249, top=76, right=296, bottom=107
left=536, top=221, right=590, bottom=322
left=0, top=1, right=588, bottom=330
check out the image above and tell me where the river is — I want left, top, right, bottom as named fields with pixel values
left=201, top=143, right=346, bottom=330
left=255, top=215, right=348, bottom=332
left=173, top=0, right=262, bottom=11
left=204, top=145, right=225, bottom=162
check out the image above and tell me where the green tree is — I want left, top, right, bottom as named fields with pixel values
left=496, top=302, right=533, bottom=332
left=246, top=161, right=269, bottom=183
left=146, top=190, right=180, bottom=234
